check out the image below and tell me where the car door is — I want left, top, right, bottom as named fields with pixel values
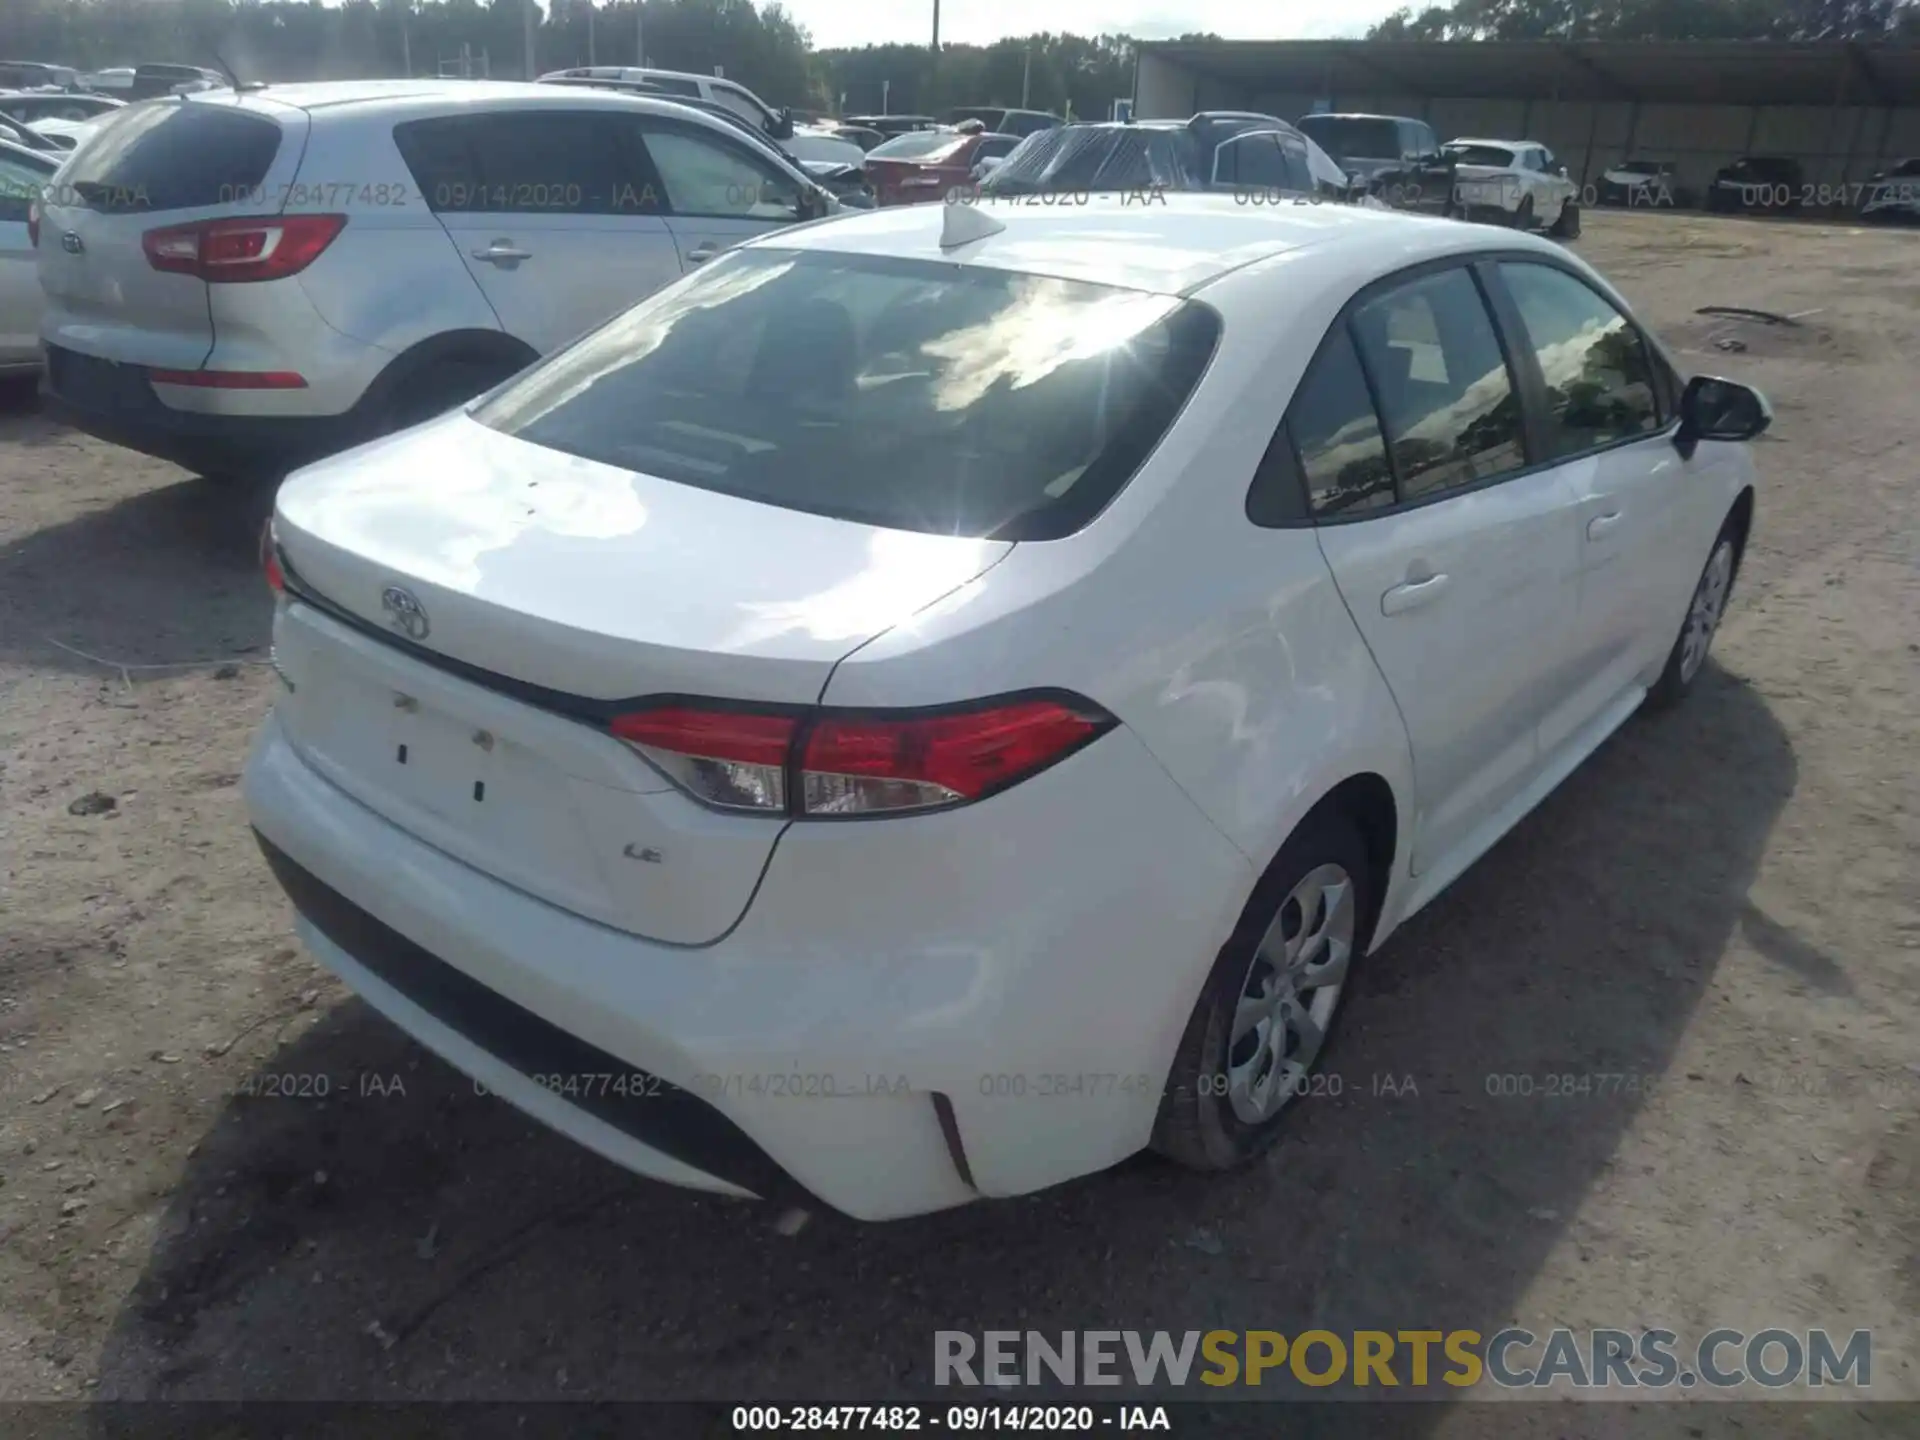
left=1488, top=259, right=1703, bottom=755
left=1212, top=130, right=1293, bottom=196
left=393, top=108, right=684, bottom=355
left=1307, top=262, right=1584, bottom=877
left=626, top=116, right=811, bottom=271
left=0, top=149, right=53, bottom=366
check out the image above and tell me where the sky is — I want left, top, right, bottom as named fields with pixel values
left=777, top=0, right=1410, bottom=50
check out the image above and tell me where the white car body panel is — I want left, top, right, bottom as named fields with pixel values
left=1447, top=138, right=1578, bottom=226
left=245, top=195, right=1758, bottom=1218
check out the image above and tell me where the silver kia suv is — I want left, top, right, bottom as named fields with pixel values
left=35, top=80, right=836, bottom=478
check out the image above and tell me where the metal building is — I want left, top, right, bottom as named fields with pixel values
left=1133, top=39, right=1920, bottom=199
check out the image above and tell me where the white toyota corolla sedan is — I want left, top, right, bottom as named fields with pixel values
left=245, top=194, right=1768, bottom=1220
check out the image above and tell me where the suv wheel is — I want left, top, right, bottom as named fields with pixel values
left=1153, top=811, right=1373, bottom=1171
left=380, top=360, right=519, bottom=437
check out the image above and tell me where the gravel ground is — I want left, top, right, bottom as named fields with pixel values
left=0, top=210, right=1916, bottom=1431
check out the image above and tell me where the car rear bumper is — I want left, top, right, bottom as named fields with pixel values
left=244, top=697, right=1253, bottom=1220
left=39, top=343, right=372, bottom=477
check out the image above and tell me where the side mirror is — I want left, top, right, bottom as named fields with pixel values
left=772, top=107, right=795, bottom=141
left=1675, top=374, right=1771, bottom=458
left=1555, top=163, right=1569, bottom=177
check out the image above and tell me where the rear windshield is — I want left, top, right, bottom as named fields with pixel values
left=1296, top=116, right=1401, bottom=162
left=1446, top=143, right=1517, bottom=168
left=981, top=127, right=1193, bottom=195
left=56, top=102, right=280, bottom=212
left=474, top=249, right=1221, bottom=541
left=869, top=130, right=966, bottom=162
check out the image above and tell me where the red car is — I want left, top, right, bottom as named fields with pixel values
left=864, top=125, right=1022, bottom=205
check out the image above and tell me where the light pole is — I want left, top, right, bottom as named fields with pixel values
left=636, top=0, right=645, bottom=66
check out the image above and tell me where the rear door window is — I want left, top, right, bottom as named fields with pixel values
left=1350, top=266, right=1527, bottom=501
left=473, top=248, right=1221, bottom=540
left=55, top=103, right=281, bottom=212
left=394, top=111, right=630, bottom=215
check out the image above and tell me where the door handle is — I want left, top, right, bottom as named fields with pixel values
left=1381, top=572, right=1450, bottom=616
left=685, top=243, right=720, bottom=266
left=471, top=241, right=532, bottom=266
left=1586, top=511, right=1624, bottom=541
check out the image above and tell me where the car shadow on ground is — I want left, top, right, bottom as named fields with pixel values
left=0, top=463, right=277, bottom=677
left=91, top=662, right=1793, bottom=1423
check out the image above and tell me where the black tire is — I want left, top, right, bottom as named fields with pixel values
left=1645, top=523, right=1741, bottom=711
left=1551, top=199, right=1582, bottom=239
left=1153, top=810, right=1375, bottom=1172
left=1513, top=194, right=1536, bottom=230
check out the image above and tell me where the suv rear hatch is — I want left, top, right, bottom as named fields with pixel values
left=37, top=93, right=306, bottom=372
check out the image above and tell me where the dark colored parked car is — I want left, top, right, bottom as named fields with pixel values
left=0, top=61, right=81, bottom=91
left=1294, top=112, right=1456, bottom=214
left=863, top=126, right=1022, bottom=205
left=944, top=106, right=1062, bottom=139
left=978, top=113, right=1353, bottom=203
left=1859, top=156, right=1920, bottom=223
left=1706, top=155, right=1804, bottom=214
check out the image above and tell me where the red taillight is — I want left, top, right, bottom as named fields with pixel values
left=801, top=700, right=1104, bottom=814
left=608, top=695, right=1110, bottom=817
left=142, top=214, right=347, bottom=283
left=260, top=519, right=284, bottom=594
left=26, top=198, right=39, bottom=249
left=150, top=368, right=307, bottom=389
left=610, top=707, right=798, bottom=813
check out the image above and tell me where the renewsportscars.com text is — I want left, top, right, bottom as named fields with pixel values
left=934, top=1328, right=1870, bottom=1392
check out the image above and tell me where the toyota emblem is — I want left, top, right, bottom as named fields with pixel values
left=380, top=585, right=430, bottom=641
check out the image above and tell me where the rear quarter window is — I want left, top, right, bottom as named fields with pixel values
left=57, top=102, right=281, bottom=213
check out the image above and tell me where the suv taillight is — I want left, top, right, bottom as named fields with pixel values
left=260, top=518, right=284, bottom=594
left=143, top=214, right=347, bottom=282
left=609, top=695, right=1112, bottom=818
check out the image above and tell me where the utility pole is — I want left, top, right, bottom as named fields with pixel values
left=931, top=0, right=940, bottom=50
left=636, top=0, right=645, bottom=67
left=523, top=0, right=537, bottom=80
left=1021, top=47, right=1031, bottom=107
left=587, top=0, right=596, bottom=65
left=882, top=78, right=891, bottom=115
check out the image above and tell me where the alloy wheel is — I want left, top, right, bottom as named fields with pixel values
left=1226, top=863, right=1356, bottom=1125
left=1679, top=540, right=1734, bottom=683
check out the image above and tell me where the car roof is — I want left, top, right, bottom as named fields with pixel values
left=1448, top=137, right=1527, bottom=148
left=205, top=79, right=756, bottom=120
left=747, top=192, right=1566, bottom=297
left=1306, top=112, right=1422, bottom=123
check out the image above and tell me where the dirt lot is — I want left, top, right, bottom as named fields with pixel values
left=1, top=210, right=1916, bottom=1430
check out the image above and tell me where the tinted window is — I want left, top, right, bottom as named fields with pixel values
left=977, top=136, right=1018, bottom=161
left=56, top=103, right=280, bottom=213
left=1351, top=267, right=1525, bottom=501
left=474, top=248, right=1221, bottom=541
left=1215, top=133, right=1309, bottom=192
left=1296, top=116, right=1400, bottom=162
left=1446, top=143, right=1518, bottom=169
left=644, top=76, right=702, bottom=97
left=1499, top=262, right=1660, bottom=456
left=395, top=112, right=632, bottom=215
left=869, top=130, right=961, bottom=161
left=1289, top=328, right=1395, bottom=517
left=638, top=122, right=802, bottom=219
left=982, top=127, right=1193, bottom=194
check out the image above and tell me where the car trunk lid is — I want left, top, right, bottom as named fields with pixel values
left=269, top=414, right=1014, bottom=944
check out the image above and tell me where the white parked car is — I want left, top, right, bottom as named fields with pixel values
left=1446, top=138, right=1582, bottom=237
left=34, top=81, right=838, bottom=479
left=0, top=137, right=59, bottom=375
left=245, top=195, right=1767, bottom=1221
left=24, top=114, right=103, bottom=152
